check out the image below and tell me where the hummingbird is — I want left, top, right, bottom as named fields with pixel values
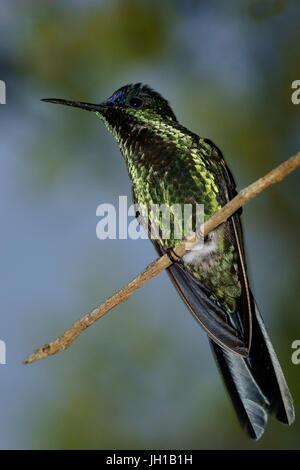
left=43, top=83, right=294, bottom=440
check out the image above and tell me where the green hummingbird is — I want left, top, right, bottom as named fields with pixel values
left=43, top=83, right=294, bottom=439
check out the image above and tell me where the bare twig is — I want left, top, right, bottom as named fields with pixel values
left=24, top=152, right=300, bottom=365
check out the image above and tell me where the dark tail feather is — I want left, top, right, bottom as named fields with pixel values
left=246, top=296, right=295, bottom=424
left=211, top=295, right=295, bottom=440
left=210, top=339, right=268, bottom=440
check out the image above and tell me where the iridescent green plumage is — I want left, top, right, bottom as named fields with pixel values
left=43, top=83, right=294, bottom=440
left=97, top=85, right=241, bottom=313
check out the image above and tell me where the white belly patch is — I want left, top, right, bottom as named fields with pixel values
left=182, top=228, right=220, bottom=272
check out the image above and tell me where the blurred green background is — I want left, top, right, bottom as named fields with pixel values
left=0, top=0, right=299, bottom=449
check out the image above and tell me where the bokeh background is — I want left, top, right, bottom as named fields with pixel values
left=0, top=0, right=299, bottom=450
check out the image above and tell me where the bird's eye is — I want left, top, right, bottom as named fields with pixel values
left=129, top=97, right=143, bottom=108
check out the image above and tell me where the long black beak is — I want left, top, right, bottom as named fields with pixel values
left=41, top=98, right=107, bottom=113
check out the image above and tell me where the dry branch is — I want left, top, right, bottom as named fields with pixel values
left=24, top=151, right=300, bottom=365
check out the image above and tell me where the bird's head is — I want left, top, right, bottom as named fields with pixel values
left=42, top=83, right=177, bottom=124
